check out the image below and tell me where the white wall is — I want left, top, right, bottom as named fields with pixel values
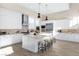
left=0, top=8, right=22, bottom=29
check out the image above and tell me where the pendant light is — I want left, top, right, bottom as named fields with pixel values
left=45, top=4, right=48, bottom=20
left=45, top=16, right=48, bottom=20
left=37, top=3, right=41, bottom=18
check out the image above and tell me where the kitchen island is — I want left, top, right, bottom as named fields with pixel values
left=22, top=33, right=54, bottom=53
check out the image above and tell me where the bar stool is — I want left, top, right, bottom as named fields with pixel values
left=44, top=40, right=51, bottom=50
left=50, top=39, right=53, bottom=47
left=38, top=41, right=46, bottom=53
left=44, top=40, right=48, bottom=51
left=53, top=38, right=56, bottom=43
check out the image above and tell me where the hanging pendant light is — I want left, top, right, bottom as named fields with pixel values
left=37, top=13, right=41, bottom=18
left=45, top=16, right=48, bottom=20
left=37, top=3, right=41, bottom=18
left=45, top=4, right=48, bottom=20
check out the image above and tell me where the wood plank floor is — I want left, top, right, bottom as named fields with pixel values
left=1, top=40, right=79, bottom=56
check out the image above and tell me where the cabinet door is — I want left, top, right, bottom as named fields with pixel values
left=0, top=35, right=13, bottom=47
left=0, top=8, right=22, bottom=29
left=12, top=34, right=22, bottom=44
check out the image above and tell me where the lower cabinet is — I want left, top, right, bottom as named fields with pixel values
left=0, top=34, right=22, bottom=48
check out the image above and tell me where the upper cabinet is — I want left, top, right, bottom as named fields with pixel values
left=0, top=8, right=22, bottom=29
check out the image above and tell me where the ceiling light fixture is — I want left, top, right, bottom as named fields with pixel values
left=37, top=3, right=41, bottom=18
left=45, top=4, right=48, bottom=20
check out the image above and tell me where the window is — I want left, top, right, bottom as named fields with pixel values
left=69, top=16, right=79, bottom=27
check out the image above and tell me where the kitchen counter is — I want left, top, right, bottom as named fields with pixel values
left=55, top=32, right=79, bottom=42
left=58, top=29, right=79, bottom=33
left=0, top=34, right=23, bottom=48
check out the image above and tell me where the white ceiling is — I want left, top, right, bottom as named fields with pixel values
left=19, top=3, right=70, bottom=15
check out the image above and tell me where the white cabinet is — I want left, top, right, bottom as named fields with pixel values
left=0, top=8, right=22, bottom=29
left=11, top=34, right=22, bottom=44
left=55, top=33, right=79, bottom=42
left=0, top=35, right=13, bottom=47
left=0, top=34, right=22, bottom=48
left=22, top=35, right=38, bottom=53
